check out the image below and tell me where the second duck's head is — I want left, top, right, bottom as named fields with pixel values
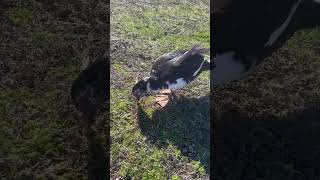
left=132, top=77, right=150, bottom=100
left=132, top=77, right=164, bottom=100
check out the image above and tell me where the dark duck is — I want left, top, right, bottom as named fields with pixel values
left=70, top=51, right=108, bottom=180
left=132, top=45, right=212, bottom=107
left=211, top=0, right=320, bottom=86
left=71, top=56, right=108, bottom=125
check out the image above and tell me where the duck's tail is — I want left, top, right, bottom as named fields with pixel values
left=190, top=45, right=210, bottom=55
left=201, top=55, right=216, bottom=71
left=190, top=45, right=214, bottom=71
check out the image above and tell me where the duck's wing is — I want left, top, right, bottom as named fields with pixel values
left=171, top=45, right=209, bottom=66
left=170, top=46, right=212, bottom=81
left=151, top=51, right=186, bottom=69
left=157, top=54, right=208, bottom=83
left=150, top=51, right=186, bottom=79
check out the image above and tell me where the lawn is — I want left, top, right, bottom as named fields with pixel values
left=110, top=0, right=210, bottom=179
left=0, top=1, right=108, bottom=179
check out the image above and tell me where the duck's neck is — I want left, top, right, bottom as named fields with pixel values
left=146, top=79, right=168, bottom=93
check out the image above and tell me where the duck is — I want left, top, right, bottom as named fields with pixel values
left=71, top=53, right=108, bottom=125
left=211, top=0, right=320, bottom=86
left=70, top=51, right=108, bottom=180
left=132, top=45, right=212, bottom=107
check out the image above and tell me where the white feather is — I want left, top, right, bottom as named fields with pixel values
left=264, top=0, right=301, bottom=47
left=193, top=60, right=206, bottom=77
left=212, top=52, right=246, bottom=86
left=166, top=78, right=187, bottom=90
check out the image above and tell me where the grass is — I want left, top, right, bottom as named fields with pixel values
left=0, top=1, right=108, bottom=179
left=111, top=0, right=210, bottom=179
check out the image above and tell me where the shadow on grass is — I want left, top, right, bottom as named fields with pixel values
left=137, top=95, right=210, bottom=173
left=212, top=106, right=320, bottom=180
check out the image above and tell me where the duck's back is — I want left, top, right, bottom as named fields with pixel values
left=151, top=51, right=186, bottom=70
left=151, top=50, right=206, bottom=83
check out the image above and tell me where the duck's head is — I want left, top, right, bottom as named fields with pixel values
left=132, top=77, right=150, bottom=100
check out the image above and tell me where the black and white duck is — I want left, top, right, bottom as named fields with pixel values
left=132, top=45, right=212, bottom=107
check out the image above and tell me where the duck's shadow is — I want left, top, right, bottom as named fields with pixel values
left=213, top=106, right=320, bottom=180
left=137, top=95, right=210, bottom=172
